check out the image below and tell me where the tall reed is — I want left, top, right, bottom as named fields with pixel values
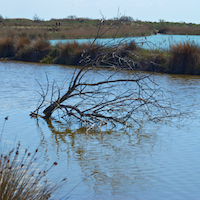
left=0, top=117, right=67, bottom=200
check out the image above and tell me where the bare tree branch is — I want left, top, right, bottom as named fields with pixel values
left=30, top=17, right=175, bottom=130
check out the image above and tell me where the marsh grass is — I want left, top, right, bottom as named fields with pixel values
left=158, top=26, right=200, bottom=35
left=0, top=117, right=67, bottom=200
left=15, top=38, right=50, bottom=62
left=0, top=18, right=154, bottom=40
left=168, top=41, right=200, bottom=74
left=49, top=41, right=103, bottom=65
left=15, top=36, right=30, bottom=51
left=1, top=25, right=200, bottom=74
left=0, top=36, right=15, bottom=57
left=32, top=39, right=51, bottom=51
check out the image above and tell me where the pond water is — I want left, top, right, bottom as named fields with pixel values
left=0, top=61, right=200, bottom=199
left=49, top=34, right=200, bottom=50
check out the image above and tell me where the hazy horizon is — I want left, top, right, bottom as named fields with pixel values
left=1, top=0, right=200, bottom=24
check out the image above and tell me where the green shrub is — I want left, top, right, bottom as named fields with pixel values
left=40, top=55, right=54, bottom=63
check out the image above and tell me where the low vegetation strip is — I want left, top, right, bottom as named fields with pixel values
left=0, top=34, right=200, bottom=75
left=1, top=17, right=200, bottom=39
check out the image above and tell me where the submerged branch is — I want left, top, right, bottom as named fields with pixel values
left=31, top=17, right=177, bottom=130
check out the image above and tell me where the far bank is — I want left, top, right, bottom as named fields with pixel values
left=1, top=35, right=200, bottom=75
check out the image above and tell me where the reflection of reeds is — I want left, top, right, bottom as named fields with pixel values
left=168, top=42, right=200, bottom=74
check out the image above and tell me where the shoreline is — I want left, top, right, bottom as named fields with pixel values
left=0, top=34, right=200, bottom=75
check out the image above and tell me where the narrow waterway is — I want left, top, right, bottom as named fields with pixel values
left=49, top=34, right=200, bottom=50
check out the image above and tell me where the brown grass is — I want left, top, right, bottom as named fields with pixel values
left=168, top=41, right=200, bottom=74
left=0, top=18, right=154, bottom=40
left=15, top=36, right=30, bottom=51
left=158, top=26, right=200, bottom=35
left=15, top=39, right=50, bottom=62
left=32, top=39, right=51, bottom=51
left=0, top=36, right=15, bottom=57
left=1, top=25, right=200, bottom=75
left=58, top=41, right=81, bottom=56
left=51, top=41, right=103, bottom=65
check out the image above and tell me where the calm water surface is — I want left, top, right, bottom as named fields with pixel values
left=0, top=61, right=200, bottom=199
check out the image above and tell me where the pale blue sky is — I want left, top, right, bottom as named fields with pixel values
left=0, top=0, right=199, bottom=24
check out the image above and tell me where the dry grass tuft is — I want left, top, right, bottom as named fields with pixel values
left=0, top=116, right=67, bottom=199
left=0, top=37, right=15, bottom=57
left=168, top=41, right=200, bottom=74
left=0, top=142, right=67, bottom=200
left=52, top=41, right=103, bottom=65
left=15, top=37, right=30, bottom=51
left=58, top=41, right=81, bottom=56
left=32, top=39, right=50, bottom=51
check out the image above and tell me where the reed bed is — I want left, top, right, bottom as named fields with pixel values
left=0, top=143, right=66, bottom=199
left=0, top=117, right=67, bottom=200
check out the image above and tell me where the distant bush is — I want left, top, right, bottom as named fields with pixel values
left=67, top=15, right=77, bottom=20
left=33, top=13, right=42, bottom=22
left=120, top=15, right=134, bottom=22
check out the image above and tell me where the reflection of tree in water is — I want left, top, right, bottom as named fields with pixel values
left=36, top=118, right=158, bottom=198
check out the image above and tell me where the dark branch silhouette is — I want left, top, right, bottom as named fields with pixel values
left=30, top=18, right=173, bottom=130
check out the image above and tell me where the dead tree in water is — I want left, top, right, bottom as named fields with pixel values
left=30, top=19, right=171, bottom=130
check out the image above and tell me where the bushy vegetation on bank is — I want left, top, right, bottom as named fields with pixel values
left=0, top=35, right=200, bottom=75
left=168, top=42, right=200, bottom=74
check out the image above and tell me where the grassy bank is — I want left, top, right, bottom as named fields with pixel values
left=0, top=34, right=200, bottom=75
left=1, top=17, right=200, bottom=40
left=0, top=17, right=155, bottom=40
